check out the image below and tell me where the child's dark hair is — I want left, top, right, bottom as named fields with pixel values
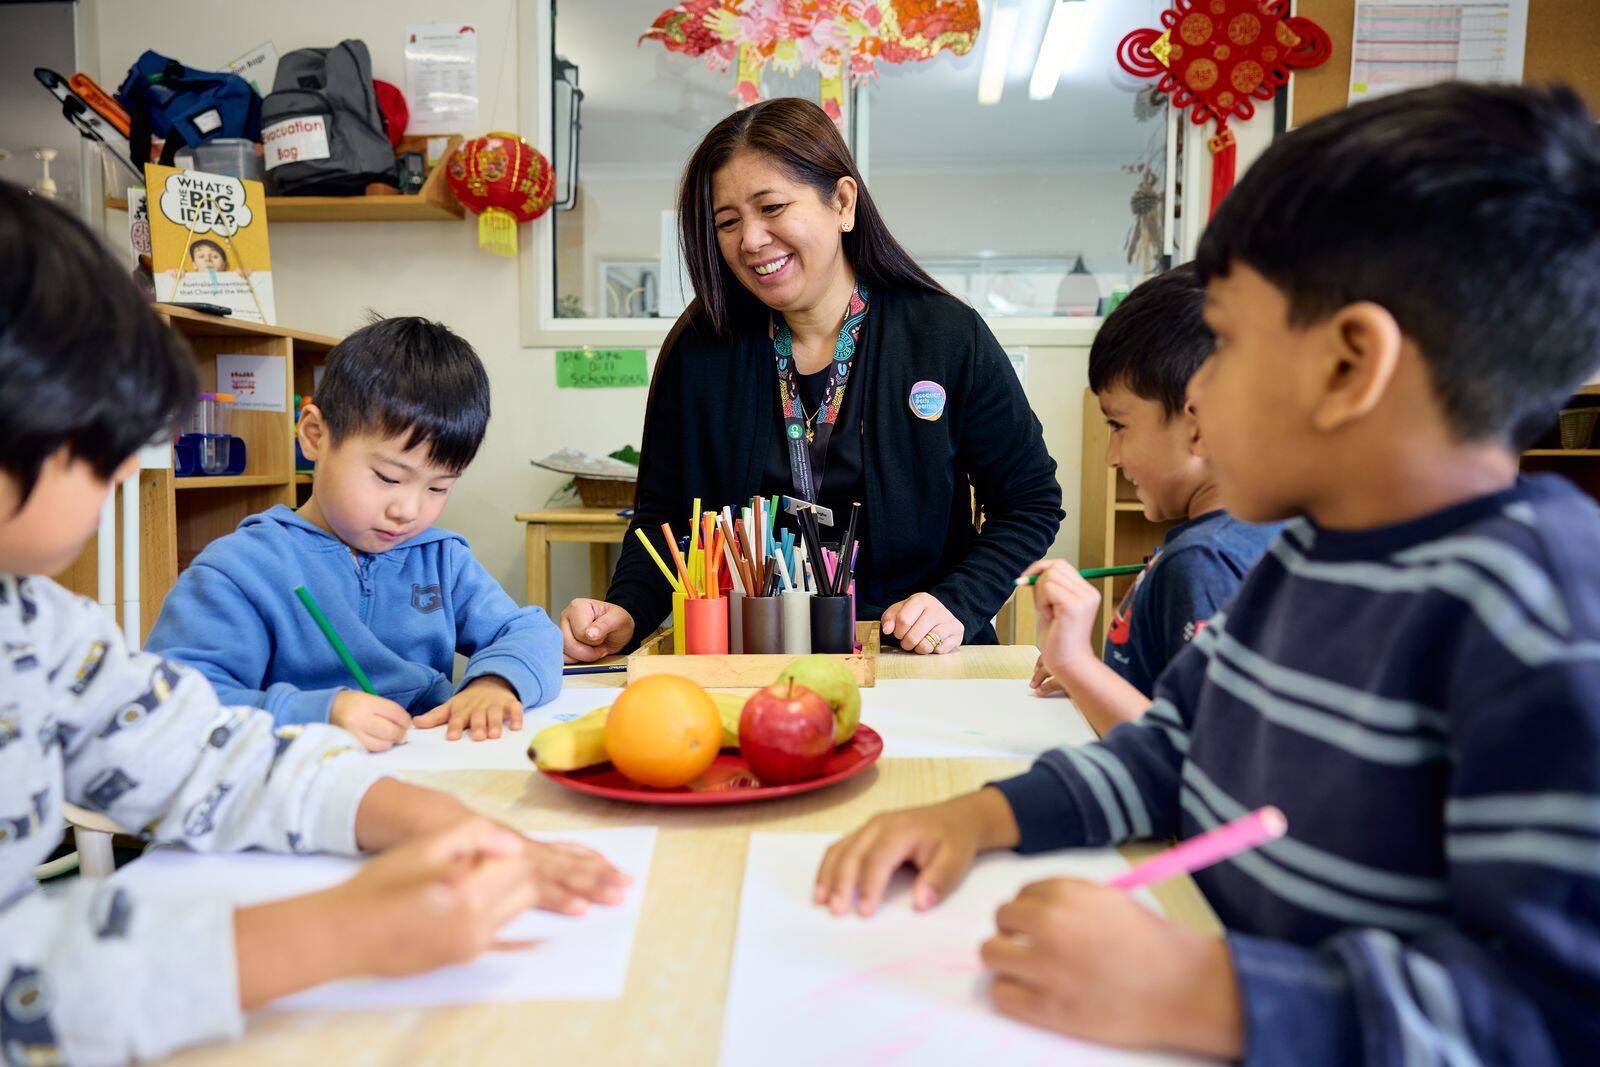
left=1088, top=263, right=1211, bottom=418
left=0, top=180, right=197, bottom=505
left=313, top=315, right=490, bottom=472
left=1196, top=82, right=1600, bottom=444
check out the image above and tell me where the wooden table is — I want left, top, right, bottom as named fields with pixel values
left=516, top=507, right=630, bottom=613
left=165, top=645, right=1216, bottom=1066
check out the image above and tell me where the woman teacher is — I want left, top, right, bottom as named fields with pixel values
left=561, top=98, right=1062, bottom=660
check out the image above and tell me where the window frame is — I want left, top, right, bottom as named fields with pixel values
left=518, top=0, right=1198, bottom=349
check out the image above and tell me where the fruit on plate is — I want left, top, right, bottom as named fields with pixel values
left=710, top=691, right=744, bottom=748
left=739, top=680, right=836, bottom=784
left=530, top=705, right=608, bottom=771
left=775, top=654, right=861, bottom=745
left=604, top=675, right=722, bottom=788
left=531, top=690, right=747, bottom=773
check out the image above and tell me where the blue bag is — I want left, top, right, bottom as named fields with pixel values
left=115, top=51, right=262, bottom=166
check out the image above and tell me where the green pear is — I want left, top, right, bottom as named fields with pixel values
left=776, top=654, right=860, bottom=745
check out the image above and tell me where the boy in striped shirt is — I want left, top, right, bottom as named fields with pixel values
left=815, top=82, right=1600, bottom=1064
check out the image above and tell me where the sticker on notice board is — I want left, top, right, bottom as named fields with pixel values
left=556, top=349, right=648, bottom=389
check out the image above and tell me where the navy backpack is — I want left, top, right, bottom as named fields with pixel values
left=116, top=51, right=262, bottom=166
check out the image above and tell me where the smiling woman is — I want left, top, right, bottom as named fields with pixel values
left=559, top=98, right=1065, bottom=663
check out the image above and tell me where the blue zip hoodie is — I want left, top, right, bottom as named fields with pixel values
left=146, top=505, right=563, bottom=727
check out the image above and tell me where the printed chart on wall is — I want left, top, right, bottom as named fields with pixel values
left=147, top=163, right=275, bottom=324
left=1348, top=0, right=1528, bottom=104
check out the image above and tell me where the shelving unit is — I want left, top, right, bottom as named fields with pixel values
left=54, top=305, right=339, bottom=641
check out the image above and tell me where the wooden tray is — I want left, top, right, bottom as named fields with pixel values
left=626, top=622, right=879, bottom=688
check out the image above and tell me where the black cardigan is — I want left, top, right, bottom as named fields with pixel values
left=606, top=286, right=1064, bottom=650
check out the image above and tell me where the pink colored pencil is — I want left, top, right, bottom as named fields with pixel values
left=1109, top=806, right=1287, bottom=890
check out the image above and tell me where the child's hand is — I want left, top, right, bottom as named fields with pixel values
left=981, top=878, right=1244, bottom=1058
left=330, top=691, right=413, bottom=752
left=1029, top=654, right=1066, bottom=698
left=813, top=788, right=1020, bottom=917
left=1020, top=560, right=1102, bottom=683
left=329, top=817, right=540, bottom=977
left=415, top=675, right=523, bottom=741
left=521, top=838, right=633, bottom=915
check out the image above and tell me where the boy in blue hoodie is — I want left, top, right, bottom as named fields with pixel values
left=149, top=317, right=562, bottom=750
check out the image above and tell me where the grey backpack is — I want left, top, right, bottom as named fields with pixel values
left=260, top=39, right=395, bottom=196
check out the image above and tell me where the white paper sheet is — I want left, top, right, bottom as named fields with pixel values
left=1349, top=0, right=1528, bottom=104
left=367, top=678, right=1087, bottom=773
left=721, top=834, right=1201, bottom=1067
left=112, top=827, right=656, bottom=1010
left=863, top=679, right=1096, bottom=759
left=368, top=686, right=620, bottom=773
left=404, top=22, right=479, bottom=135
left=217, top=353, right=287, bottom=412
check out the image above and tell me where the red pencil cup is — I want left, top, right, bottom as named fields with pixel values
left=683, top=596, right=730, bottom=655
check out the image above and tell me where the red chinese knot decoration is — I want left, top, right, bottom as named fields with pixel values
left=445, top=132, right=556, bottom=257
left=1118, top=0, right=1329, bottom=218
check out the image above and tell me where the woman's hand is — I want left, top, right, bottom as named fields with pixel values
left=881, top=592, right=964, bottom=655
left=559, top=599, right=635, bottom=662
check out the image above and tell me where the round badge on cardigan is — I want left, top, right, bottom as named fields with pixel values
left=908, top=380, right=947, bottom=421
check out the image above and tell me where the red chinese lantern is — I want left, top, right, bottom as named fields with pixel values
left=445, top=132, right=556, bottom=257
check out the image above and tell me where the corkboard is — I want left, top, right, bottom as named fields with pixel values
left=1291, top=0, right=1600, bottom=128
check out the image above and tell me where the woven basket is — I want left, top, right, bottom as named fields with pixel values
left=1559, top=409, right=1599, bottom=450
left=575, top=476, right=636, bottom=508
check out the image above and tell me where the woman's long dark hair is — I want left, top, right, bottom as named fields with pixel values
left=677, top=97, right=947, bottom=337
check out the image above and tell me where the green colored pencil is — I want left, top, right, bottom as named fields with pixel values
left=294, top=585, right=377, bottom=694
left=1013, top=563, right=1147, bottom=586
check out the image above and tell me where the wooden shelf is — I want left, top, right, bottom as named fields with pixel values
left=106, top=136, right=465, bottom=224
left=152, top=304, right=342, bottom=346
left=174, top=474, right=289, bottom=490
left=1522, top=449, right=1600, bottom=457
left=295, top=472, right=313, bottom=484
left=1114, top=501, right=1145, bottom=511
left=108, top=192, right=462, bottom=222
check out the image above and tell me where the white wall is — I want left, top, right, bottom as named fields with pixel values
left=79, top=0, right=1118, bottom=621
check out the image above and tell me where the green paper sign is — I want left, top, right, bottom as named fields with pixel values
left=556, top=348, right=648, bottom=389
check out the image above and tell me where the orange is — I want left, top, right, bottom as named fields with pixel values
left=605, top=675, right=722, bottom=788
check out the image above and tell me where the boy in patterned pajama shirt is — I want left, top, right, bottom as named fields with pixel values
left=0, top=182, right=628, bottom=1065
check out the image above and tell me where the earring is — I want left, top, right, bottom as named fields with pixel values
left=842, top=222, right=852, bottom=232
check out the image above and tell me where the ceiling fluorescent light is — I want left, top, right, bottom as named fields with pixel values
left=978, top=4, right=1022, bottom=105
left=1029, top=0, right=1089, bottom=101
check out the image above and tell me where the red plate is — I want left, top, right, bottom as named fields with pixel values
left=538, top=725, right=883, bottom=805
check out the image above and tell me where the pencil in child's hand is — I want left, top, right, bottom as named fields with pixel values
left=294, top=585, right=377, bottom=695
left=1109, top=806, right=1286, bottom=890
left=1014, top=563, right=1147, bottom=586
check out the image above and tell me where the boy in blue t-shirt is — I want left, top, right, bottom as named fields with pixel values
left=148, top=317, right=563, bottom=750
left=1027, top=264, right=1280, bottom=734
left=816, top=83, right=1600, bottom=1064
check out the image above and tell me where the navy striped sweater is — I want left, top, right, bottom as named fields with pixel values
left=995, top=474, right=1600, bottom=1065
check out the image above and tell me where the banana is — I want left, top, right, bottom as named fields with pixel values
left=529, top=706, right=609, bottom=771
left=710, top=691, right=746, bottom=749
left=529, top=692, right=750, bottom=772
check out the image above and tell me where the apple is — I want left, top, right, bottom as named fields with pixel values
left=739, top=681, right=836, bottom=784
left=776, top=654, right=861, bottom=745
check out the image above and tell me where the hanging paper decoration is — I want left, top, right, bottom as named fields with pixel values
left=445, top=132, right=556, bottom=257
left=641, top=1, right=980, bottom=125
left=1118, top=0, right=1329, bottom=218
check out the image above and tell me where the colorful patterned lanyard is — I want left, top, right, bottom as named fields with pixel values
left=773, top=282, right=869, bottom=504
